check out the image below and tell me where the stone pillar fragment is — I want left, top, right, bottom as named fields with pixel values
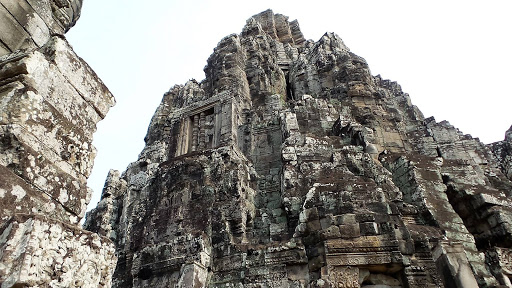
left=177, top=263, right=208, bottom=288
left=433, top=241, right=479, bottom=288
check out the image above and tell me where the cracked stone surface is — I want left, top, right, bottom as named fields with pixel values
left=86, top=9, right=512, bottom=288
left=0, top=1, right=117, bottom=287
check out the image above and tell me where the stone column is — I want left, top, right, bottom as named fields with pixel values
left=199, top=112, right=206, bottom=150
left=192, top=114, right=199, bottom=152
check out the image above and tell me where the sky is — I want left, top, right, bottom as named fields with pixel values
left=66, top=0, right=512, bottom=212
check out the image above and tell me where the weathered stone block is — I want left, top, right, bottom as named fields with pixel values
left=334, top=214, right=357, bottom=225
left=0, top=214, right=116, bottom=288
left=0, top=165, right=80, bottom=224
left=320, top=215, right=334, bottom=229
left=339, top=224, right=361, bottom=239
left=0, top=0, right=83, bottom=51
left=0, top=125, right=90, bottom=219
left=433, top=241, right=479, bottom=288
left=356, top=213, right=376, bottom=222
left=360, top=222, right=380, bottom=236
left=299, top=207, right=319, bottom=222
left=320, top=225, right=341, bottom=239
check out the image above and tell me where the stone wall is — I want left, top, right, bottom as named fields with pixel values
left=86, top=9, right=512, bottom=288
left=0, top=1, right=117, bottom=287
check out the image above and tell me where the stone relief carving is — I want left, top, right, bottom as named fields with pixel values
left=50, top=0, right=83, bottom=31
left=328, top=266, right=359, bottom=288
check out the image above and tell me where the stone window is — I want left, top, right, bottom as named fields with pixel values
left=176, top=105, right=217, bottom=156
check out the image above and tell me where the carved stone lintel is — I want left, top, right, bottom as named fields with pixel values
left=326, top=253, right=393, bottom=266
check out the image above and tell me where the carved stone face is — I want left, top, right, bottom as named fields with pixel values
left=51, top=0, right=83, bottom=32
left=0, top=0, right=83, bottom=56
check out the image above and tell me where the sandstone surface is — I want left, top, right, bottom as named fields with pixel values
left=0, top=0, right=117, bottom=287
left=86, top=10, right=512, bottom=288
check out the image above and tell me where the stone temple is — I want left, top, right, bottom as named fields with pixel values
left=2, top=6, right=512, bottom=288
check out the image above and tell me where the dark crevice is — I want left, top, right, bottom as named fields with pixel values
left=436, top=146, right=443, bottom=158
left=283, top=69, right=294, bottom=101
left=0, top=37, right=12, bottom=54
left=138, top=267, right=152, bottom=280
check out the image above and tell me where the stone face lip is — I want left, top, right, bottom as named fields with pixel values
left=87, top=9, right=512, bottom=288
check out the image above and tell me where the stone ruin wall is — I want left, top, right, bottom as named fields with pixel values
left=0, top=1, right=116, bottom=287
left=85, top=10, right=512, bottom=288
